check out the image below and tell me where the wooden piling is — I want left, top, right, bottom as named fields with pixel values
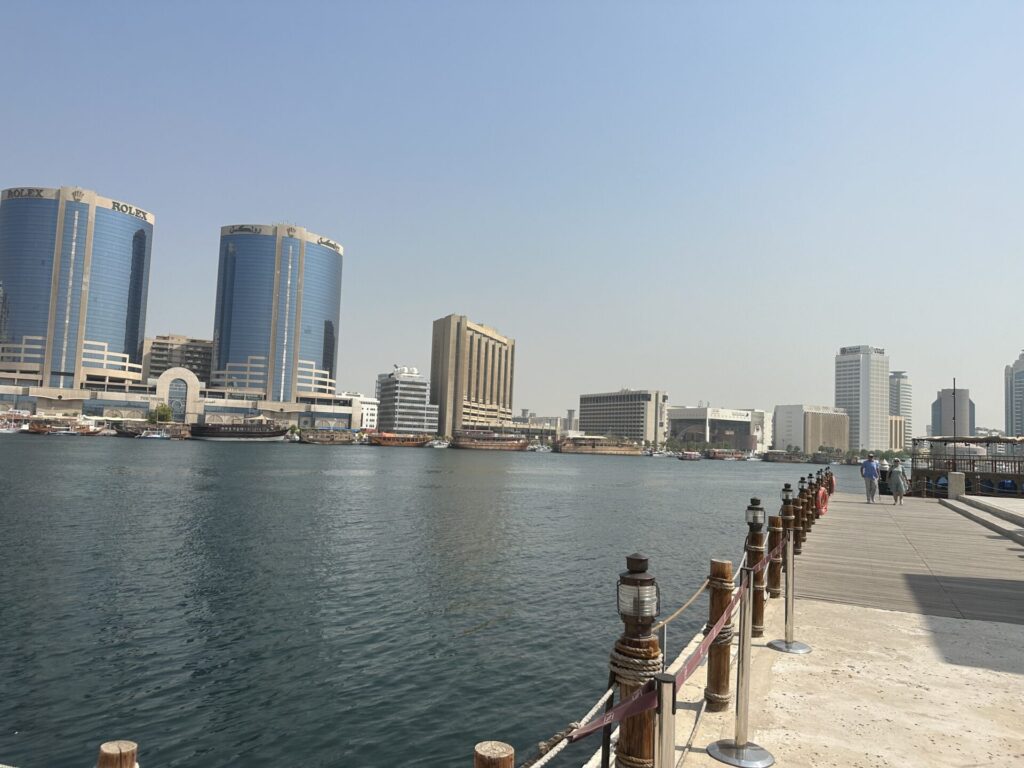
left=704, top=558, right=734, bottom=711
left=97, top=741, right=137, bottom=768
left=799, top=489, right=810, bottom=543
left=474, top=741, right=514, bottom=768
left=748, top=523, right=767, bottom=638
left=767, top=514, right=783, bottom=598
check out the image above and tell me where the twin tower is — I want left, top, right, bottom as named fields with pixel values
left=0, top=186, right=343, bottom=403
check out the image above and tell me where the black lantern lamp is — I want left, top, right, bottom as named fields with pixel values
left=746, top=497, right=765, bottom=533
left=780, top=482, right=793, bottom=504
left=617, top=553, right=660, bottom=636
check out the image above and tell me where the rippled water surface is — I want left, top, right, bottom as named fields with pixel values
left=0, top=439, right=860, bottom=767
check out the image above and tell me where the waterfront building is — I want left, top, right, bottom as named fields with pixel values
left=667, top=406, right=771, bottom=453
left=1005, top=350, right=1024, bottom=436
left=0, top=186, right=154, bottom=389
left=931, top=388, right=975, bottom=438
left=342, top=392, right=378, bottom=431
left=835, top=345, right=890, bottom=451
left=430, top=314, right=514, bottom=436
left=772, top=405, right=849, bottom=454
left=889, top=371, right=913, bottom=443
left=375, top=366, right=439, bottom=434
left=143, top=334, right=213, bottom=382
left=212, top=224, right=343, bottom=403
left=889, top=416, right=906, bottom=452
left=582, top=389, right=668, bottom=445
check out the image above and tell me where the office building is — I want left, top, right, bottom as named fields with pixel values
left=1005, top=350, right=1024, bottom=436
left=581, top=389, right=668, bottom=445
left=212, top=224, right=343, bottom=402
left=0, top=186, right=154, bottom=388
left=668, top=406, right=771, bottom=453
left=376, top=366, right=439, bottom=434
left=835, top=345, right=889, bottom=451
left=889, top=371, right=913, bottom=444
left=430, top=314, right=514, bottom=435
left=889, top=416, right=906, bottom=452
left=772, top=405, right=849, bottom=454
left=143, top=334, right=213, bottom=382
left=931, top=388, right=975, bottom=438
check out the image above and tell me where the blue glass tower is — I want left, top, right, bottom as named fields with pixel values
left=213, top=224, right=343, bottom=402
left=0, top=186, right=153, bottom=388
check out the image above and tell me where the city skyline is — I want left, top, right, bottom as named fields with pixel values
left=3, top=3, right=1021, bottom=431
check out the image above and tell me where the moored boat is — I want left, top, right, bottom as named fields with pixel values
left=554, top=435, right=642, bottom=456
left=137, top=429, right=171, bottom=439
left=369, top=432, right=432, bottom=447
left=678, top=451, right=703, bottom=461
left=189, top=421, right=288, bottom=442
left=450, top=430, right=528, bottom=451
left=299, top=428, right=359, bottom=445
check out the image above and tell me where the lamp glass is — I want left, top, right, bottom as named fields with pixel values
left=746, top=506, right=765, bottom=526
left=617, top=583, right=659, bottom=618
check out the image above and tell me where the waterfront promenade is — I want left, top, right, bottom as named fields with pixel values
left=669, top=491, right=1024, bottom=767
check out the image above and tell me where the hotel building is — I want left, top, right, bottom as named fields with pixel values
left=835, top=345, right=890, bottom=451
left=931, top=388, right=975, bottom=438
left=889, top=370, right=913, bottom=445
left=376, top=366, right=439, bottom=434
left=581, top=389, right=669, bottom=445
left=0, top=186, right=153, bottom=389
left=430, top=314, right=514, bottom=436
left=143, top=334, right=213, bottom=382
left=212, top=224, right=343, bottom=403
left=773, top=405, right=849, bottom=453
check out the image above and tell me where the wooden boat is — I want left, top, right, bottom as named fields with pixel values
left=189, top=422, right=287, bottom=442
left=554, top=436, right=642, bottom=455
left=678, top=451, right=703, bottom=461
left=299, top=428, right=359, bottom=445
left=368, top=432, right=432, bottom=447
left=450, top=430, right=529, bottom=451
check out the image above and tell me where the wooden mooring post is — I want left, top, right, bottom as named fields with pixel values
left=704, top=558, right=734, bottom=711
left=96, top=740, right=137, bottom=768
left=745, top=498, right=767, bottom=638
left=767, top=512, right=783, bottom=598
left=474, top=741, right=514, bottom=767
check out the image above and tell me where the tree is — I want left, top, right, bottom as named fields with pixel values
left=149, top=403, right=173, bottom=423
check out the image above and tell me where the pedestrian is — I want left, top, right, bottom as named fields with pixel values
left=861, top=453, right=880, bottom=503
left=889, top=458, right=909, bottom=505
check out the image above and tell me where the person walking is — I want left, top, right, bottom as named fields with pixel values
left=861, top=453, right=880, bottom=503
left=889, top=458, right=909, bottom=505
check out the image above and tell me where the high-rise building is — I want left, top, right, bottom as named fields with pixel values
left=430, top=314, right=515, bottom=436
left=582, top=389, right=669, bottom=445
left=376, top=366, right=438, bottom=434
left=889, top=415, right=906, bottom=452
left=0, top=186, right=154, bottom=388
left=772, top=405, right=849, bottom=453
left=835, top=345, right=890, bottom=451
left=889, top=371, right=913, bottom=443
left=1005, top=350, right=1024, bottom=436
left=931, top=388, right=975, bottom=438
left=212, top=224, right=343, bottom=402
left=143, top=334, right=213, bottom=382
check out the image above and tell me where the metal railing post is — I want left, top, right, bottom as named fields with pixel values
left=659, top=623, right=668, bottom=672
left=768, top=526, right=811, bottom=655
left=708, top=567, right=774, bottom=767
left=655, top=673, right=676, bottom=768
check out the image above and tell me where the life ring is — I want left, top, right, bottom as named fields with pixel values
left=816, top=486, right=829, bottom=515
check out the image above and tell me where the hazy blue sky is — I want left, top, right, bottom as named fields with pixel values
left=3, top=2, right=1021, bottom=432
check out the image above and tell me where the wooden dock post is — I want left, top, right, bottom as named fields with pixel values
left=474, top=741, right=514, bottom=767
left=768, top=511, right=783, bottom=598
left=612, top=554, right=662, bottom=767
left=704, top=558, right=734, bottom=712
left=96, top=740, right=137, bottom=768
left=745, top=498, right=767, bottom=638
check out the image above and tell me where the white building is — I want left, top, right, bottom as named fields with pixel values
left=341, top=392, right=378, bottom=431
left=835, top=345, right=890, bottom=451
left=376, top=366, right=439, bottom=435
left=889, top=371, right=913, bottom=444
left=667, top=406, right=771, bottom=454
left=1005, top=350, right=1024, bottom=437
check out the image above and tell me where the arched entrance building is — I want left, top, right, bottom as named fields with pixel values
left=155, top=367, right=202, bottom=424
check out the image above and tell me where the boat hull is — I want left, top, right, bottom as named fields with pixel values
left=299, top=429, right=358, bottom=445
left=369, top=433, right=432, bottom=447
left=189, top=424, right=288, bottom=441
left=554, top=441, right=642, bottom=456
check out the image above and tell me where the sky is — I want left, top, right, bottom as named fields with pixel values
left=2, top=1, right=1021, bottom=432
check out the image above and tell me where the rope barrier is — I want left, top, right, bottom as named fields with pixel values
left=673, top=573, right=746, bottom=688
left=519, top=688, right=614, bottom=768
left=651, top=579, right=709, bottom=632
left=752, top=537, right=786, bottom=575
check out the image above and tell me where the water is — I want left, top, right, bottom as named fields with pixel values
left=0, top=439, right=859, bottom=767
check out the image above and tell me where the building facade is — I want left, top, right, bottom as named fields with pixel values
left=375, top=366, right=439, bottom=434
left=430, top=314, right=514, bottom=436
left=772, top=405, right=849, bottom=454
left=212, top=224, right=343, bottom=403
left=835, top=345, right=890, bottom=451
left=931, top=388, right=975, bottom=438
left=889, top=370, right=913, bottom=444
left=0, top=186, right=154, bottom=389
left=581, top=389, right=668, bottom=445
left=889, top=416, right=906, bottom=452
left=143, top=334, right=213, bottom=382
left=668, top=406, right=771, bottom=453
left=1005, top=350, right=1024, bottom=437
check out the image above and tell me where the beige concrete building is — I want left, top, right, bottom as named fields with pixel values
left=430, top=314, right=515, bottom=436
left=889, top=415, right=906, bottom=451
left=773, top=404, right=849, bottom=453
left=580, top=389, right=669, bottom=445
left=143, top=334, right=213, bottom=382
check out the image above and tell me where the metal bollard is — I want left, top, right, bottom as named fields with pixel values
left=655, top=672, right=677, bottom=768
left=659, top=622, right=668, bottom=672
left=768, top=524, right=812, bottom=655
left=707, top=566, right=774, bottom=768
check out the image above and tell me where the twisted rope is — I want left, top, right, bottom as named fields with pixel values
left=609, top=648, right=664, bottom=686
left=616, top=753, right=654, bottom=768
left=651, top=579, right=709, bottom=632
left=520, top=687, right=614, bottom=768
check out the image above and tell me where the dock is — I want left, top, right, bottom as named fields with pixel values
left=672, top=492, right=1024, bottom=767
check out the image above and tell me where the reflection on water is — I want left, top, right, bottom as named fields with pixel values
left=0, top=439, right=859, bottom=767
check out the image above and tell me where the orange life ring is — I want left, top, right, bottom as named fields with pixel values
left=816, top=486, right=829, bottom=515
